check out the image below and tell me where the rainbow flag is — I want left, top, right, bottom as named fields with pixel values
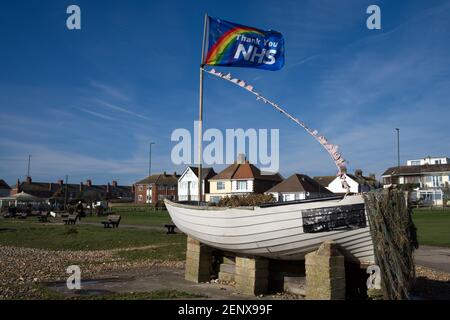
left=204, top=17, right=284, bottom=71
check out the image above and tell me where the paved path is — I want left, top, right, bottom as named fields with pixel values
left=414, top=246, right=450, bottom=273
left=77, top=221, right=166, bottom=231
left=48, top=267, right=301, bottom=300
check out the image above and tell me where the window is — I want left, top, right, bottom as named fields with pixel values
left=210, top=196, right=221, bottom=203
left=138, top=195, right=143, bottom=201
left=236, top=180, right=247, bottom=190
left=217, top=182, right=225, bottom=190
left=431, top=176, right=443, bottom=187
left=138, top=185, right=144, bottom=191
left=411, top=161, right=420, bottom=166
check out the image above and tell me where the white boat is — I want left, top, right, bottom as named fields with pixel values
left=165, top=194, right=375, bottom=264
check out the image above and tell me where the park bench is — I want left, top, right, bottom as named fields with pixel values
left=37, top=212, right=49, bottom=223
left=101, top=215, right=121, bottom=228
left=63, top=214, right=78, bottom=225
left=17, top=213, right=27, bottom=219
left=164, top=224, right=177, bottom=234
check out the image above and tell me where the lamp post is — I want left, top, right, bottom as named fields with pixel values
left=27, top=154, right=32, bottom=178
left=148, top=142, right=155, bottom=205
left=149, top=142, right=155, bottom=177
left=395, top=128, right=400, bottom=168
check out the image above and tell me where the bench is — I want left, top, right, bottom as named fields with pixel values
left=164, top=224, right=177, bottom=234
left=101, top=215, right=121, bottom=228
left=37, top=212, right=49, bottom=223
left=63, top=214, right=78, bottom=225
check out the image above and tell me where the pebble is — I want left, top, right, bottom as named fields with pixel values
left=0, top=245, right=184, bottom=299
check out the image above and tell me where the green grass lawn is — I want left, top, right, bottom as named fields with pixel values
left=412, top=209, right=450, bottom=247
left=0, top=218, right=186, bottom=252
left=82, top=210, right=172, bottom=227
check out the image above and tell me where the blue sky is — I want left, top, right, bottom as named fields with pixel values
left=0, top=0, right=449, bottom=186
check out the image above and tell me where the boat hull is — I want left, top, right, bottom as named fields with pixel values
left=164, top=195, right=375, bottom=264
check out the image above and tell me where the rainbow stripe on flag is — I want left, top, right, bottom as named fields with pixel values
left=204, top=17, right=284, bottom=71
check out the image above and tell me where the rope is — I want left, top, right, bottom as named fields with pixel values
left=203, top=68, right=351, bottom=193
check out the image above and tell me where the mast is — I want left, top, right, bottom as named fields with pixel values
left=198, top=13, right=208, bottom=204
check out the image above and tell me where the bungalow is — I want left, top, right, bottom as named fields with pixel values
left=314, top=170, right=379, bottom=194
left=178, top=166, right=216, bottom=202
left=266, top=174, right=334, bottom=202
left=206, top=154, right=283, bottom=203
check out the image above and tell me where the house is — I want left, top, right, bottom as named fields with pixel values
left=0, top=179, right=11, bottom=197
left=314, top=170, right=379, bottom=194
left=382, top=156, right=450, bottom=206
left=178, top=167, right=216, bottom=202
left=9, top=176, right=134, bottom=207
left=266, top=174, right=334, bottom=202
left=135, top=172, right=179, bottom=204
left=206, top=154, right=283, bottom=203
left=407, top=156, right=449, bottom=166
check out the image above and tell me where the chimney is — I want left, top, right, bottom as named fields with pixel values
left=355, top=169, right=363, bottom=177
left=112, top=180, right=118, bottom=188
left=26, top=176, right=32, bottom=184
left=173, top=171, right=177, bottom=176
left=79, top=182, right=83, bottom=192
left=48, top=183, right=52, bottom=191
left=237, top=153, right=245, bottom=164
left=163, top=171, right=167, bottom=176
left=107, top=183, right=110, bottom=193
left=86, top=179, right=92, bottom=187
left=57, top=179, right=64, bottom=186
left=16, top=179, right=20, bottom=189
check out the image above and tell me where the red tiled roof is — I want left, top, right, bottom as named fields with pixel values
left=210, top=162, right=282, bottom=182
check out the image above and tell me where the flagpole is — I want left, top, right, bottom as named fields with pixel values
left=198, top=13, right=208, bottom=205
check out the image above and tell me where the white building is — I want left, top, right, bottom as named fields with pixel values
left=407, top=156, right=449, bottom=166
left=382, top=156, right=450, bottom=206
left=314, top=170, right=379, bottom=194
left=178, top=167, right=216, bottom=202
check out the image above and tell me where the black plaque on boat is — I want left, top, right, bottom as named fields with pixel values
left=302, top=204, right=366, bottom=233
